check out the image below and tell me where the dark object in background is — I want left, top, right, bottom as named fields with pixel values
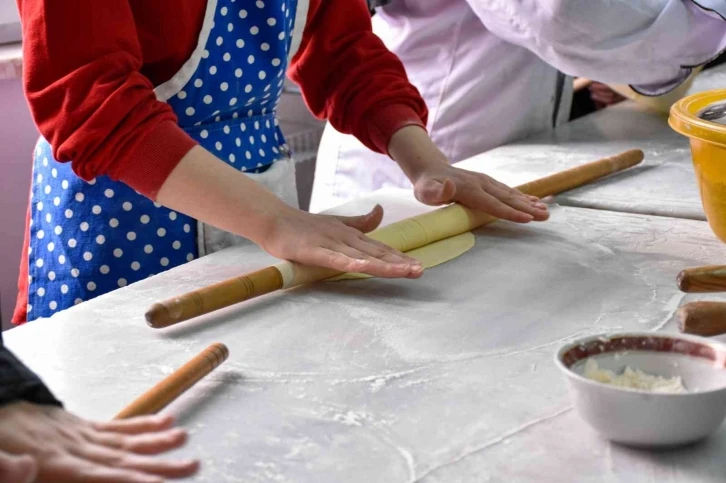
left=368, top=0, right=390, bottom=15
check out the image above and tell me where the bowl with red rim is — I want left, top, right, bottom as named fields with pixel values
left=555, top=332, right=726, bottom=447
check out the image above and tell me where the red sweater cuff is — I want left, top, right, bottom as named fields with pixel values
left=364, top=104, right=427, bottom=156
left=118, top=120, right=198, bottom=200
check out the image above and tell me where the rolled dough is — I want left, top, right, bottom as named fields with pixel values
left=328, top=232, right=475, bottom=281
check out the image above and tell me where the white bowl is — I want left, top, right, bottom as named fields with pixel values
left=555, top=332, right=726, bottom=447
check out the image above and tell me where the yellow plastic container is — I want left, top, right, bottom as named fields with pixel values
left=669, top=89, right=726, bottom=242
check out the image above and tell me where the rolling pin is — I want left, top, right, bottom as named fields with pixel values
left=145, top=149, right=644, bottom=329
left=677, top=266, right=726, bottom=293
left=677, top=302, right=726, bottom=337
left=114, top=343, right=229, bottom=419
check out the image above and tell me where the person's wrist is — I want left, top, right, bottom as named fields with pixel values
left=388, top=125, right=448, bottom=183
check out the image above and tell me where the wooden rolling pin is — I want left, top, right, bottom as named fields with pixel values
left=114, top=343, right=229, bottom=419
left=677, top=302, right=726, bottom=337
left=145, top=149, right=644, bottom=328
left=677, top=266, right=726, bottom=293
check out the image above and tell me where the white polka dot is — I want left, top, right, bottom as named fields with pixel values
left=68, top=238, right=77, bottom=248
left=27, top=304, right=32, bottom=313
left=109, top=218, right=119, bottom=228
left=36, top=173, right=43, bottom=183
left=54, top=226, right=62, bottom=235
left=127, top=232, right=136, bottom=241
left=245, top=84, right=253, bottom=93
left=229, top=97, right=238, bottom=106
left=80, top=222, right=89, bottom=232
left=259, top=71, right=267, bottom=80
left=172, top=240, right=181, bottom=250
left=228, top=23, right=234, bottom=32
left=250, top=26, right=259, bottom=35
left=44, top=185, right=51, bottom=195
left=45, top=213, right=51, bottom=223
left=254, top=121, right=260, bottom=130
left=272, top=146, right=279, bottom=154
left=53, top=197, right=60, bottom=206
left=170, top=212, right=179, bottom=221
left=62, top=180, right=69, bottom=189
left=51, top=168, right=57, bottom=178
left=194, top=79, right=203, bottom=88
left=229, top=154, right=236, bottom=162
left=210, top=66, right=218, bottom=76
left=88, top=178, right=95, bottom=185
left=48, top=271, right=56, bottom=281
left=223, top=52, right=231, bottom=62
left=96, top=234, right=105, bottom=244
left=184, top=224, right=191, bottom=233
left=123, top=202, right=132, bottom=211
left=36, top=258, right=44, bottom=268
left=37, top=287, right=45, bottom=296
left=131, top=261, right=141, bottom=271
left=271, top=58, right=281, bottom=67
left=266, top=120, right=271, bottom=128
left=202, top=50, right=210, bottom=59
left=140, top=215, right=150, bottom=224
left=157, top=228, right=166, bottom=237
left=74, top=298, right=83, bottom=305
left=261, top=134, right=267, bottom=143
left=261, top=42, right=270, bottom=51
left=215, top=116, right=221, bottom=122
left=36, top=201, right=43, bottom=211
left=248, top=136, right=255, bottom=145
left=83, top=251, right=92, bottom=261
left=278, top=31, right=285, bottom=40
left=239, top=9, right=248, bottom=18
left=203, top=95, right=213, bottom=104
left=234, top=138, right=241, bottom=148
left=154, top=202, right=162, bottom=208
left=215, top=141, right=223, bottom=151
left=178, top=90, right=187, bottom=100
left=61, top=284, right=68, bottom=294
left=267, top=18, right=277, bottom=26
left=221, top=6, right=228, bottom=15
left=87, top=281, right=96, bottom=291
left=144, top=244, right=153, bottom=254
left=186, top=107, right=196, bottom=116
left=114, top=248, right=123, bottom=258
left=245, top=151, right=252, bottom=160
left=99, top=264, right=110, bottom=275
left=47, top=242, right=55, bottom=252
left=37, top=230, right=45, bottom=240
left=259, top=149, right=266, bottom=157
left=235, top=68, right=243, bottom=78
left=240, top=123, right=247, bottom=132
left=236, top=39, right=245, bottom=49
left=256, top=0, right=264, bottom=7
left=187, top=253, right=194, bottom=262
left=241, top=166, right=247, bottom=172
left=92, top=205, right=102, bottom=215
left=220, top=82, right=229, bottom=92
left=104, top=189, right=114, bottom=198
left=58, top=255, right=66, bottom=264
left=248, top=55, right=255, bottom=64
left=49, top=300, right=57, bottom=310
left=71, top=268, right=79, bottom=277
left=200, top=130, right=209, bottom=139
left=118, top=278, right=127, bottom=287
left=216, top=36, right=223, bottom=46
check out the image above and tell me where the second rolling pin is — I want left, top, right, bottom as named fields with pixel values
left=677, top=302, right=726, bottom=337
left=146, top=149, right=644, bottom=329
left=677, top=266, right=726, bottom=293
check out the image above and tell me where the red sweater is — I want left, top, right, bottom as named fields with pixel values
left=17, top=0, right=428, bottom=199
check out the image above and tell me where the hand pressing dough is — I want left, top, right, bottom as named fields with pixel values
left=328, top=232, right=475, bottom=281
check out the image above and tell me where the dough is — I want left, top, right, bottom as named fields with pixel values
left=328, top=232, right=475, bottom=281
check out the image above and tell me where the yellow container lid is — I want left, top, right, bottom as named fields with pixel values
left=669, top=88, right=726, bottom=148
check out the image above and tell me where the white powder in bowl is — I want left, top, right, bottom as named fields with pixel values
left=583, top=358, right=686, bottom=394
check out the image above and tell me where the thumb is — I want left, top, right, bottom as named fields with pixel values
left=0, top=453, right=37, bottom=483
left=332, top=204, right=384, bottom=234
left=414, top=176, right=456, bottom=206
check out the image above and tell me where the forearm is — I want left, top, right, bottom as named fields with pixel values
left=388, top=125, right=448, bottom=183
left=156, top=146, right=293, bottom=245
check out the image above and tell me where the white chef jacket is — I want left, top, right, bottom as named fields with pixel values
left=309, top=0, right=726, bottom=213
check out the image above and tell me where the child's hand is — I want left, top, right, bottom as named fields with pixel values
left=261, top=204, right=424, bottom=278
left=388, top=126, right=550, bottom=223
left=0, top=402, right=199, bottom=482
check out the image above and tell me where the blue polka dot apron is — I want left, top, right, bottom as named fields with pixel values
left=23, top=0, right=303, bottom=321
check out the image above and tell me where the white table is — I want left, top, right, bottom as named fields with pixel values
left=457, top=65, right=726, bottom=222
left=7, top=189, right=726, bottom=482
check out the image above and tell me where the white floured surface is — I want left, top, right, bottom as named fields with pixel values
left=6, top=195, right=726, bottom=482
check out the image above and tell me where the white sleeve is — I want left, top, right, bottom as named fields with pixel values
left=465, top=0, right=726, bottom=95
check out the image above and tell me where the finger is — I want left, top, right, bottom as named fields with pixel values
left=488, top=178, right=547, bottom=211
left=0, top=453, right=37, bottom=483
left=71, top=444, right=199, bottom=479
left=86, top=428, right=188, bottom=455
left=414, top=177, right=457, bottom=206
left=333, top=241, right=423, bottom=279
left=331, top=204, right=384, bottom=234
left=459, top=188, right=536, bottom=223
left=301, top=247, right=413, bottom=278
left=47, top=455, right=166, bottom=483
left=354, top=236, right=422, bottom=267
left=486, top=184, right=550, bottom=221
left=93, top=415, right=175, bottom=435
